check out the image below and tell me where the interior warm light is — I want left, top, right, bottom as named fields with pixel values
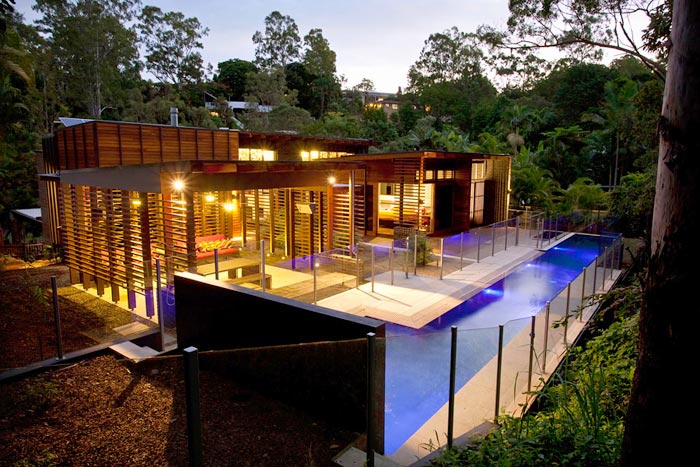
left=172, top=179, right=185, bottom=191
left=205, top=194, right=215, bottom=203
left=223, top=202, right=235, bottom=212
left=328, top=176, right=336, bottom=184
left=131, top=199, right=142, bottom=207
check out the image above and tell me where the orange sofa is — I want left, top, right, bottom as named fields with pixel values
left=195, top=234, right=240, bottom=260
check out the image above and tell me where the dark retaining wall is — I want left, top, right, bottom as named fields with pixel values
left=173, top=272, right=386, bottom=453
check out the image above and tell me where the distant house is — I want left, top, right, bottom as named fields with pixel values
left=37, top=118, right=510, bottom=313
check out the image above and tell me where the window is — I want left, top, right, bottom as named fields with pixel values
left=238, top=148, right=275, bottom=161
left=472, top=161, right=485, bottom=180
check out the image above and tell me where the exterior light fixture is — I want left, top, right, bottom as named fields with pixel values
left=132, top=199, right=142, bottom=207
left=205, top=194, right=215, bottom=203
left=328, top=175, right=336, bottom=185
left=223, top=202, right=235, bottom=212
left=172, top=179, right=185, bottom=191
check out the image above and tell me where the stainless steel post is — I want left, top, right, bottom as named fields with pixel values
left=543, top=301, right=551, bottom=373
left=183, top=347, right=202, bottom=467
left=413, top=231, right=418, bottom=276
left=312, top=254, right=317, bottom=304
left=371, top=244, right=375, bottom=293
left=448, top=326, right=457, bottom=448
left=528, top=315, right=536, bottom=392
left=51, top=276, right=63, bottom=360
left=477, top=230, right=481, bottom=263
left=260, top=240, right=266, bottom=293
left=366, top=332, right=376, bottom=467
left=439, top=238, right=444, bottom=280
left=156, top=259, right=165, bottom=351
left=214, top=248, right=219, bottom=280
left=390, top=241, right=394, bottom=285
left=564, top=283, right=571, bottom=347
left=495, top=324, right=504, bottom=422
left=580, top=267, right=587, bottom=322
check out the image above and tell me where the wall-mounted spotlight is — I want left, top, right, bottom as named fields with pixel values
left=328, top=175, right=336, bottom=185
left=172, top=179, right=185, bottom=191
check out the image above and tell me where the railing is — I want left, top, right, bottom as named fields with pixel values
left=381, top=236, right=624, bottom=463
left=0, top=242, right=45, bottom=261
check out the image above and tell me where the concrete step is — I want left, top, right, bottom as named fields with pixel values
left=333, top=446, right=404, bottom=467
left=109, top=341, right=159, bottom=362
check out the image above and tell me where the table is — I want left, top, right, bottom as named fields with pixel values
left=196, top=257, right=261, bottom=278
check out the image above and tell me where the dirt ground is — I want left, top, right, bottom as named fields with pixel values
left=0, top=257, right=360, bottom=467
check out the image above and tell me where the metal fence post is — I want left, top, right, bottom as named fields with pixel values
left=448, top=326, right=457, bottom=449
left=515, top=216, right=520, bottom=246
left=528, top=316, right=536, bottom=392
left=260, top=240, right=267, bottom=293
left=312, top=254, right=317, bottom=304
left=543, top=301, right=551, bottom=373
left=390, top=241, right=394, bottom=285
left=476, top=230, right=481, bottom=263
left=405, top=236, right=409, bottom=279
left=439, top=238, right=444, bottom=280
left=504, top=220, right=508, bottom=251
left=413, top=231, right=418, bottom=275
left=51, top=276, right=63, bottom=360
left=371, top=244, right=375, bottom=293
left=366, top=332, right=376, bottom=467
left=155, top=259, right=165, bottom=351
left=491, top=223, right=496, bottom=257
left=580, top=267, right=587, bottom=322
left=183, top=347, right=202, bottom=467
left=602, top=246, right=608, bottom=289
left=214, top=248, right=219, bottom=280
left=564, top=282, right=571, bottom=347
left=495, top=324, right=504, bottom=422
left=459, top=232, right=464, bottom=270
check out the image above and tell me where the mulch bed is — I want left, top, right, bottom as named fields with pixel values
left=0, top=257, right=360, bottom=466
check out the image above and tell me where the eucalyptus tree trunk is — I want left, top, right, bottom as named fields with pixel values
left=619, top=1, right=700, bottom=465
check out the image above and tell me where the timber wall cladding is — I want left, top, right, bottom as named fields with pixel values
left=54, top=121, right=240, bottom=169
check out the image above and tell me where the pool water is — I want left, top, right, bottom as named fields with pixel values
left=383, top=233, right=616, bottom=455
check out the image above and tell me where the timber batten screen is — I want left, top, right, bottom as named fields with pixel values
left=53, top=121, right=241, bottom=170
left=58, top=184, right=190, bottom=307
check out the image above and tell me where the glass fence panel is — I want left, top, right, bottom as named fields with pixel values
left=440, top=234, right=467, bottom=278
left=384, top=330, right=455, bottom=458
left=499, top=316, right=537, bottom=418
left=531, top=308, right=549, bottom=385
left=196, top=338, right=369, bottom=465
left=460, top=231, right=480, bottom=263
left=449, top=326, right=501, bottom=452
left=542, top=289, right=569, bottom=374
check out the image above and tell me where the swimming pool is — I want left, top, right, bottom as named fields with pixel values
left=383, top=233, right=617, bottom=455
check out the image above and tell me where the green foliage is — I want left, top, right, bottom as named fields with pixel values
left=609, top=172, right=655, bottom=238
left=214, top=58, right=257, bottom=101
left=12, top=450, right=59, bottom=467
left=252, top=11, right=301, bottom=70
left=6, top=376, right=59, bottom=417
left=559, top=177, right=609, bottom=219
left=138, top=5, right=210, bottom=86
left=490, top=0, right=668, bottom=81
left=33, top=0, right=141, bottom=117
left=431, top=304, right=639, bottom=467
left=408, top=231, right=434, bottom=266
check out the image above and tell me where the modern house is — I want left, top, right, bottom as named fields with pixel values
left=36, top=117, right=511, bottom=320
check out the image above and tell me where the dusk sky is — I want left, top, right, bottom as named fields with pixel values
left=15, top=0, right=512, bottom=92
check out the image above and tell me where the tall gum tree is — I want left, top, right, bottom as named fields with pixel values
left=619, top=1, right=699, bottom=464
